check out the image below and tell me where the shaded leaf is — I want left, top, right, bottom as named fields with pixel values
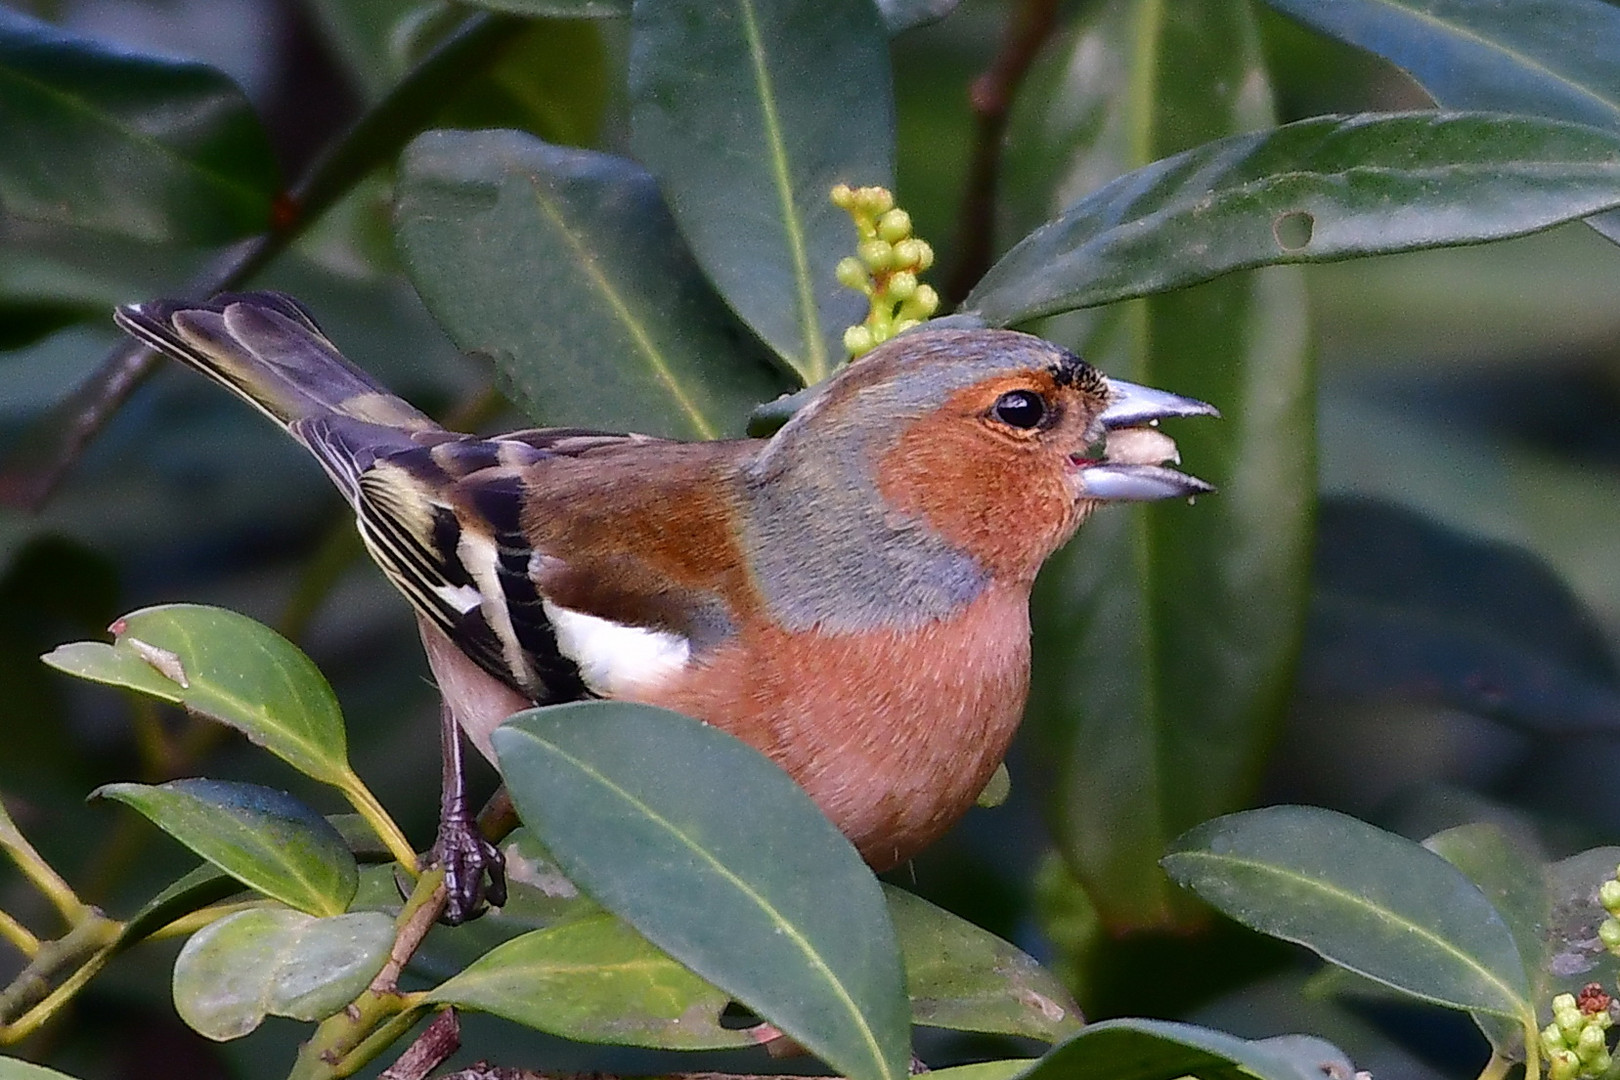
left=1019, top=1017, right=1356, bottom=1080
left=629, top=0, right=892, bottom=383
left=877, top=0, right=961, bottom=34
left=1303, top=497, right=1620, bottom=734
left=465, top=0, right=630, bottom=15
left=886, top=886, right=1081, bottom=1042
left=171, top=907, right=394, bottom=1040
left=95, top=780, right=357, bottom=917
left=428, top=911, right=751, bottom=1049
left=1164, top=806, right=1531, bottom=1019
left=1026, top=1, right=1311, bottom=930
left=0, top=7, right=278, bottom=243
left=117, top=863, right=242, bottom=951
left=493, top=701, right=910, bottom=1080
left=0, top=1059, right=85, bottom=1080
left=44, top=604, right=352, bottom=786
left=396, top=130, right=790, bottom=438
left=1543, top=847, right=1620, bottom=1001
left=966, top=112, right=1620, bottom=326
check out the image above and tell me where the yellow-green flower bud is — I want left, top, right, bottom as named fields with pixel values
left=1559, top=1008, right=1586, bottom=1043
left=844, top=325, right=875, bottom=357
left=888, top=270, right=918, bottom=301
left=1549, top=1048, right=1581, bottom=1080
left=877, top=208, right=912, bottom=243
left=892, top=318, right=921, bottom=335
left=1600, top=917, right=1620, bottom=955
left=900, top=284, right=940, bottom=323
left=831, top=183, right=856, bottom=209
left=1546, top=1022, right=1571, bottom=1058
left=837, top=256, right=870, bottom=292
left=1577, top=1023, right=1610, bottom=1063
left=856, top=186, right=894, bottom=215
left=891, top=239, right=922, bottom=267
left=858, top=239, right=894, bottom=272
left=912, top=238, right=935, bottom=271
left=1601, top=879, right=1620, bottom=915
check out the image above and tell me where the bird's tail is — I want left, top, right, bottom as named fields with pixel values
left=114, top=291, right=439, bottom=436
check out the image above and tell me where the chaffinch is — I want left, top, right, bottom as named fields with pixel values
left=115, top=291, right=1215, bottom=922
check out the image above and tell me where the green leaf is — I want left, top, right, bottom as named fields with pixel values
left=629, top=0, right=893, bottom=384
left=117, top=863, right=243, bottom=950
left=965, top=112, right=1620, bottom=327
left=886, top=886, right=1081, bottom=1042
left=1257, top=0, right=1620, bottom=131
left=1425, top=823, right=1549, bottom=1059
left=396, top=130, right=791, bottom=439
left=43, top=604, right=352, bottom=787
left=1542, top=848, right=1620, bottom=1015
left=1019, top=1018, right=1356, bottom=1080
left=428, top=911, right=751, bottom=1049
left=1303, top=498, right=1620, bottom=734
left=925, top=1064, right=1035, bottom=1080
left=171, top=907, right=394, bottom=1040
left=492, top=701, right=910, bottom=1080
left=1162, top=806, right=1532, bottom=1019
left=0, top=8, right=278, bottom=243
left=0, top=1058, right=85, bottom=1080
left=876, top=0, right=960, bottom=34
left=94, top=780, right=358, bottom=917
left=1025, top=0, right=1311, bottom=930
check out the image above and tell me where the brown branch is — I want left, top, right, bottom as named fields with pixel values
left=380, top=1009, right=461, bottom=1080
left=944, top=0, right=1063, bottom=307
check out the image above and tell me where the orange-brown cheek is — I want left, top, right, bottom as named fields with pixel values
left=875, top=403, right=1081, bottom=582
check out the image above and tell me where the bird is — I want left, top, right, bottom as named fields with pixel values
left=114, top=290, right=1216, bottom=922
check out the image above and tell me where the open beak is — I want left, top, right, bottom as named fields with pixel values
left=1071, top=378, right=1219, bottom=502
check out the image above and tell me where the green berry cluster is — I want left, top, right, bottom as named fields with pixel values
left=831, top=184, right=939, bottom=359
left=1542, top=986, right=1614, bottom=1080
left=1600, top=871, right=1620, bottom=957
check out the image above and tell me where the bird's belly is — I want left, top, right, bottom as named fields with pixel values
left=627, top=582, right=1032, bottom=869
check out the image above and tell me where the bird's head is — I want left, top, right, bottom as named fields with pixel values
left=753, top=328, right=1216, bottom=586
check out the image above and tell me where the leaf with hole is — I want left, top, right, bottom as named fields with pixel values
left=95, top=780, right=357, bottom=917
left=493, top=701, right=910, bottom=1080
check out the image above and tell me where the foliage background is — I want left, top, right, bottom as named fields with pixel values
left=4, top=0, right=1620, bottom=1078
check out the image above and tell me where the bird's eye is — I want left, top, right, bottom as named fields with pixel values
left=991, top=389, right=1047, bottom=430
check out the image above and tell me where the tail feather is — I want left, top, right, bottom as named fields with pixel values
left=114, top=291, right=438, bottom=434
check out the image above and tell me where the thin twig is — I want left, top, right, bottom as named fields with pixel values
left=379, top=1009, right=460, bottom=1080
left=944, top=0, right=1063, bottom=307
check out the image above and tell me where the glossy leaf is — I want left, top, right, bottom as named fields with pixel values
left=95, top=780, right=357, bottom=917
left=1019, top=1018, right=1355, bottom=1080
left=493, top=701, right=910, bottom=1080
left=171, top=907, right=394, bottom=1040
left=0, top=1059, right=84, bottom=1080
left=1163, top=806, right=1531, bottom=1019
left=1542, top=847, right=1620, bottom=1005
left=0, top=8, right=278, bottom=243
left=1425, top=823, right=1548, bottom=1059
left=1302, top=498, right=1620, bottom=734
left=629, top=0, right=892, bottom=384
left=118, top=863, right=242, bottom=950
left=1025, top=1, right=1312, bottom=930
left=886, top=886, right=1081, bottom=1042
left=396, top=130, right=790, bottom=439
left=43, top=604, right=351, bottom=786
left=966, top=112, right=1620, bottom=326
left=428, top=912, right=751, bottom=1049
left=876, top=0, right=960, bottom=33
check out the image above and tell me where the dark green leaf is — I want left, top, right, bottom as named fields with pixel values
left=886, top=886, right=1081, bottom=1042
left=1303, top=497, right=1620, bottom=734
left=43, top=604, right=352, bottom=786
left=629, top=0, right=892, bottom=383
left=1163, top=806, right=1532, bottom=1019
left=428, top=911, right=751, bottom=1048
left=0, top=8, right=278, bottom=243
left=1542, top=848, right=1620, bottom=1013
left=1425, top=823, right=1548, bottom=1059
left=117, top=863, right=242, bottom=951
left=94, top=780, right=358, bottom=917
left=464, top=0, right=630, bottom=15
left=966, top=113, right=1620, bottom=327
left=926, top=1063, right=1033, bottom=1080
left=396, top=130, right=791, bottom=438
left=1019, top=1018, right=1355, bottom=1080
left=877, top=0, right=960, bottom=34
left=493, top=701, right=910, bottom=1080
left=171, top=907, right=394, bottom=1040
left=1026, top=0, right=1311, bottom=930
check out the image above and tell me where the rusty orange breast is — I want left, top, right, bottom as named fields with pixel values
left=624, top=580, right=1033, bottom=869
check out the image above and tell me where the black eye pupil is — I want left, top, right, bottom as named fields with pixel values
left=993, top=390, right=1045, bottom=429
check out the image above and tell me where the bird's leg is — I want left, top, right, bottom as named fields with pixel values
left=429, top=699, right=507, bottom=925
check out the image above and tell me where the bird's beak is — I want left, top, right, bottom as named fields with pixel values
left=1070, top=378, right=1219, bottom=502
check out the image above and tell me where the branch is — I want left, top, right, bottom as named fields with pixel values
left=0, top=10, right=525, bottom=512
left=943, top=0, right=1062, bottom=307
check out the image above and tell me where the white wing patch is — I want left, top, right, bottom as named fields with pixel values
left=542, top=598, right=692, bottom=698
left=434, top=582, right=484, bottom=615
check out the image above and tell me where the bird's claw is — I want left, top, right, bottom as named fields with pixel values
left=430, top=815, right=507, bottom=925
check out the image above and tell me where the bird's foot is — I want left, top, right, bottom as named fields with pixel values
left=429, top=812, right=507, bottom=925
